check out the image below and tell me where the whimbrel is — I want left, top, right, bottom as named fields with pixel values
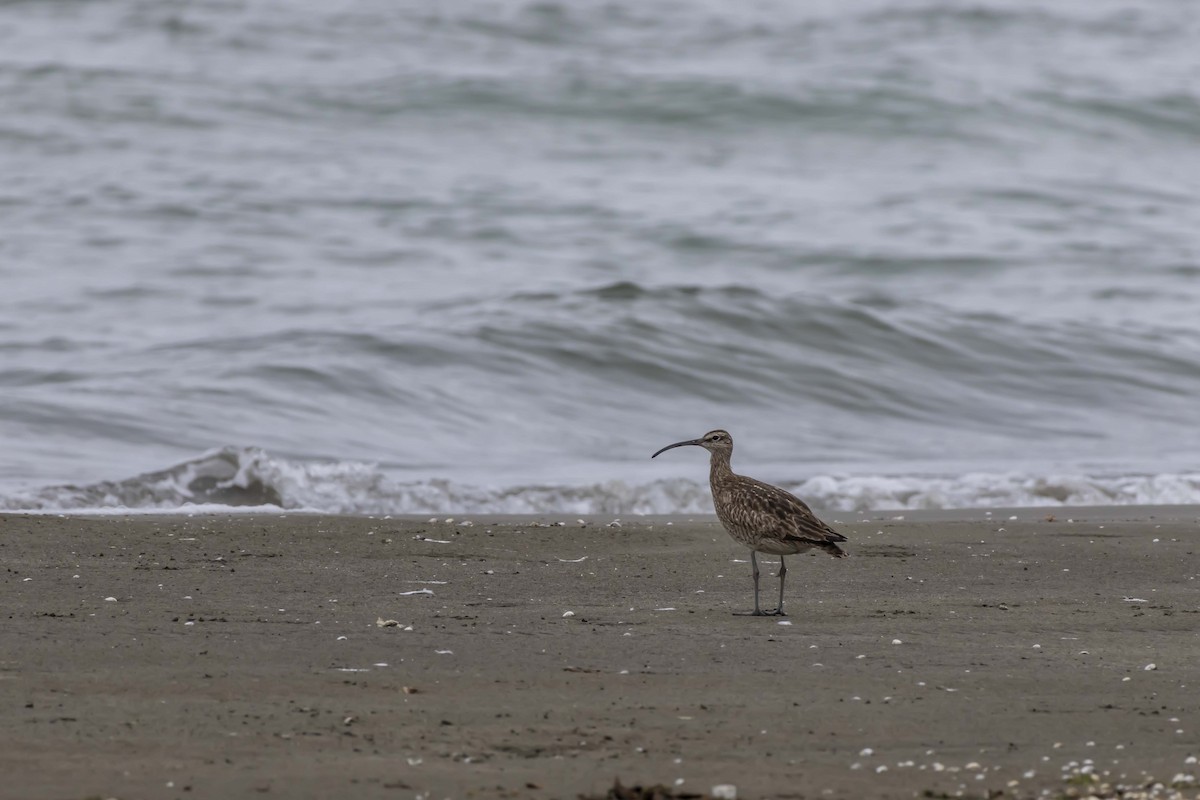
left=652, top=429, right=848, bottom=616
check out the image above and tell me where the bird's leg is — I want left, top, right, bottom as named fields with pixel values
left=733, top=551, right=768, bottom=616
left=750, top=551, right=762, bottom=614
left=753, top=551, right=761, bottom=613
left=771, top=555, right=788, bottom=616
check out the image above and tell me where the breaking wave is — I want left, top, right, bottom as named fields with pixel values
left=3, top=447, right=1199, bottom=515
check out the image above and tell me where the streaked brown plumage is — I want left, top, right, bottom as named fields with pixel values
left=652, top=429, right=848, bottom=616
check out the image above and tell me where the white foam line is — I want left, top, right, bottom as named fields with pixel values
left=10, top=444, right=1200, bottom=515
left=8, top=504, right=325, bottom=516
left=398, top=589, right=434, bottom=596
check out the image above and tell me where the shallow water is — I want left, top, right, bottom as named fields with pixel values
left=2, top=0, right=1199, bottom=512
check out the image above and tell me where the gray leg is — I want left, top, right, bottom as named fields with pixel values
left=734, top=551, right=767, bottom=616
left=750, top=551, right=762, bottom=614
left=774, top=555, right=787, bottom=616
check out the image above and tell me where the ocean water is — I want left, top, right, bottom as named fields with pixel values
left=2, top=0, right=1200, bottom=514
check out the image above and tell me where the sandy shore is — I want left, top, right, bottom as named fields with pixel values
left=2, top=508, right=1198, bottom=800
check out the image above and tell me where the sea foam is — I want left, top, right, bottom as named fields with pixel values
left=2, top=446, right=1198, bottom=515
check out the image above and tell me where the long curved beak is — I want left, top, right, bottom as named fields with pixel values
left=651, top=439, right=702, bottom=459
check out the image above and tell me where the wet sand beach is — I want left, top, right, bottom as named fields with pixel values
left=1, top=509, right=1198, bottom=800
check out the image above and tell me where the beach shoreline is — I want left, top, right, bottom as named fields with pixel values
left=2, top=508, right=1198, bottom=799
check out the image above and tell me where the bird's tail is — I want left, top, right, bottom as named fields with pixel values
left=819, top=540, right=849, bottom=558
left=819, top=526, right=848, bottom=558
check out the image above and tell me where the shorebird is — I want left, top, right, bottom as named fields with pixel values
left=652, top=429, right=848, bottom=616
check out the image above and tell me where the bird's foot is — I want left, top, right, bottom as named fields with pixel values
left=732, top=609, right=787, bottom=617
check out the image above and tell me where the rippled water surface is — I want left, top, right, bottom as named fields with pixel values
left=3, top=0, right=1200, bottom=512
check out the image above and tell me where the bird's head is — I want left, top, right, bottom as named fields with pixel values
left=651, top=429, right=733, bottom=459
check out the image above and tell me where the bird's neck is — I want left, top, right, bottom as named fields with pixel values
left=708, top=451, right=734, bottom=485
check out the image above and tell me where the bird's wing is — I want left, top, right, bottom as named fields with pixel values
left=731, top=476, right=848, bottom=547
